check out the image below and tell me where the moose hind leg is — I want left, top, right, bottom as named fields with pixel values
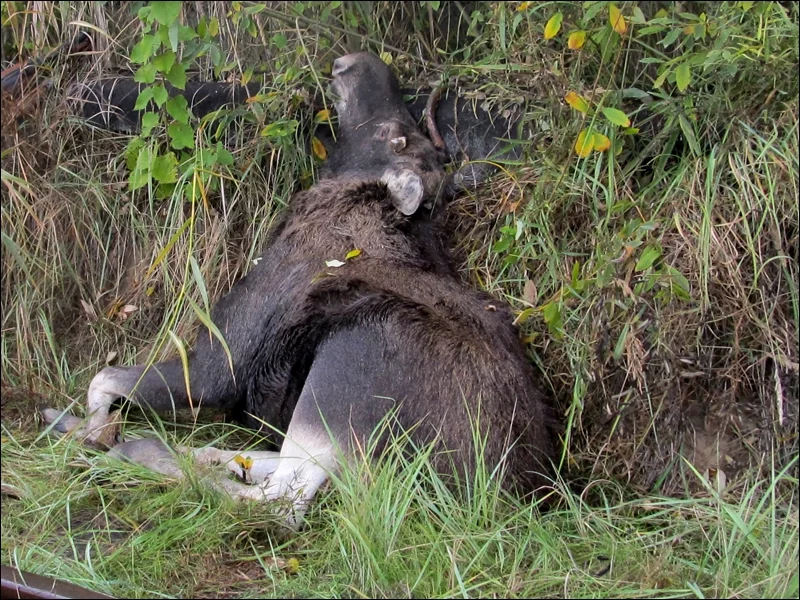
left=258, top=390, right=344, bottom=530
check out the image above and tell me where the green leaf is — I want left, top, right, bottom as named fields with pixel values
left=216, top=146, right=234, bottom=166
left=165, top=63, right=186, bottom=89
left=492, top=236, right=513, bottom=254
left=542, top=302, right=564, bottom=339
left=544, top=11, right=563, bottom=39
left=152, top=50, right=176, bottom=73
left=141, top=112, right=160, bottom=137
left=613, top=322, right=630, bottom=360
left=130, top=35, right=158, bottom=63
left=125, top=137, right=145, bottom=171
left=134, top=63, right=157, bottom=84
left=653, top=67, right=671, bottom=88
left=583, top=1, right=606, bottom=21
left=150, top=1, right=181, bottom=26
left=601, top=107, right=631, bottom=127
left=152, top=84, right=168, bottom=107
left=134, top=87, right=154, bottom=110
left=260, top=120, right=298, bottom=139
left=635, top=246, right=661, bottom=271
left=271, top=32, right=287, bottom=49
left=165, top=95, right=191, bottom=123
left=177, top=25, right=197, bottom=41
left=660, top=27, right=682, bottom=47
left=678, top=114, right=701, bottom=156
left=208, top=17, right=219, bottom=37
left=168, top=121, right=194, bottom=149
left=667, top=266, right=691, bottom=300
left=129, top=168, right=151, bottom=191
left=168, top=21, right=179, bottom=51
left=130, top=146, right=154, bottom=190
left=245, top=3, right=267, bottom=14
left=638, top=25, right=666, bottom=35
left=152, top=152, right=179, bottom=183
left=675, top=62, right=691, bottom=92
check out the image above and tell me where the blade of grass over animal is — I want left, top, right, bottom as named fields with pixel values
left=167, top=330, right=193, bottom=413
left=186, top=296, right=235, bottom=380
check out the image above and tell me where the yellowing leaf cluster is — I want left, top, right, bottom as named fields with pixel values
left=575, top=129, right=611, bottom=157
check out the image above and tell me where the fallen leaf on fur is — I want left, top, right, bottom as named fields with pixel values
left=325, top=259, right=345, bottom=268
left=345, top=249, right=362, bottom=260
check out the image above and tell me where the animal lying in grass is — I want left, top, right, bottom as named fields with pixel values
left=42, top=52, right=558, bottom=528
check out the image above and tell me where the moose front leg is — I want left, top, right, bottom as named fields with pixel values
left=42, top=353, right=235, bottom=447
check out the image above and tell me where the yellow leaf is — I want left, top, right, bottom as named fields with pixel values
left=568, top=30, right=587, bottom=50
left=314, top=109, right=331, bottom=123
left=544, top=12, right=563, bottom=40
left=575, top=129, right=594, bottom=157
left=564, top=91, right=590, bottom=114
left=233, top=454, right=253, bottom=470
left=311, top=137, right=327, bottom=161
left=593, top=132, right=611, bottom=152
left=517, top=1, right=531, bottom=10
left=609, top=4, right=627, bottom=34
left=345, top=248, right=362, bottom=260
left=380, top=51, right=392, bottom=65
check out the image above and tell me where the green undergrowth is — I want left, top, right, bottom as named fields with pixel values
left=2, top=1, right=798, bottom=597
left=2, top=416, right=797, bottom=598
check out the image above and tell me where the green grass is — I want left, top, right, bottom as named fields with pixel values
left=2, top=417, right=797, bottom=598
left=2, top=1, right=798, bottom=597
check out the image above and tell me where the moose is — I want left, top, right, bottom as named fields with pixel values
left=43, top=52, right=558, bottom=527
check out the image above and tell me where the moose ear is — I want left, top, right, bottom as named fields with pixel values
left=381, top=169, right=424, bottom=215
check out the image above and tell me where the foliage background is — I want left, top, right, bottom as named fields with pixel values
left=1, top=1, right=798, bottom=597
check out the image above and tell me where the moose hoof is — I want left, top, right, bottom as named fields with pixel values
left=39, top=405, right=122, bottom=449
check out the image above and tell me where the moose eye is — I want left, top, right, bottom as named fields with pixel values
left=390, top=136, right=407, bottom=153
